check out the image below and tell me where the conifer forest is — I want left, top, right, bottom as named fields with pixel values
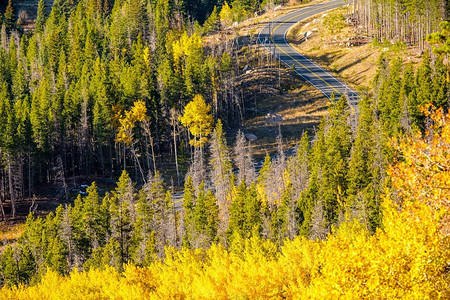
left=0, top=0, right=448, bottom=298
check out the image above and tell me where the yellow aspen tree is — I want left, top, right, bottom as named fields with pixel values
left=116, top=100, right=148, bottom=146
left=116, top=101, right=153, bottom=179
left=387, top=105, right=450, bottom=234
left=179, top=94, right=214, bottom=148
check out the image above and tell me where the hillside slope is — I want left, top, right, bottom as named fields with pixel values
left=7, top=0, right=53, bottom=19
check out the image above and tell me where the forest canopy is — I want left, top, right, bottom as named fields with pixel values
left=0, top=0, right=448, bottom=297
left=0, top=108, right=448, bottom=298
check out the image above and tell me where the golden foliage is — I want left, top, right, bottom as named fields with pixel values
left=116, top=101, right=148, bottom=145
left=3, top=111, right=449, bottom=299
left=172, top=32, right=203, bottom=68
left=388, top=106, right=450, bottom=234
left=2, top=221, right=448, bottom=299
left=142, top=47, right=151, bottom=68
left=130, top=100, right=148, bottom=123
left=0, top=223, right=25, bottom=244
left=0, top=223, right=25, bottom=252
left=179, top=94, right=214, bottom=148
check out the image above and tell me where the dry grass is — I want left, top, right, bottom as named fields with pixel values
left=286, top=6, right=422, bottom=92
left=231, top=46, right=328, bottom=158
left=206, top=1, right=425, bottom=157
left=0, top=223, right=25, bottom=253
left=237, top=60, right=328, bottom=153
left=203, top=1, right=334, bottom=158
left=205, top=1, right=420, bottom=157
left=204, top=0, right=328, bottom=49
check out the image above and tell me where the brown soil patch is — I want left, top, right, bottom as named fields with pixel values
left=286, top=5, right=422, bottom=92
left=204, top=1, right=331, bottom=158
left=0, top=223, right=25, bottom=252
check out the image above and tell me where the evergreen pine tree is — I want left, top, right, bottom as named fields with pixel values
left=347, top=97, right=381, bottom=231
left=432, top=56, right=449, bottom=109
left=182, top=176, right=196, bottom=247
left=204, top=6, right=220, bottom=34
left=192, top=182, right=208, bottom=247
left=205, top=190, right=219, bottom=243
left=378, top=58, right=403, bottom=135
left=271, top=181, right=293, bottom=244
left=348, top=97, right=373, bottom=199
left=257, top=153, right=271, bottom=186
left=399, top=63, right=415, bottom=131
left=19, top=213, right=45, bottom=272
left=82, top=183, right=108, bottom=251
left=69, top=195, right=90, bottom=262
left=133, top=184, right=156, bottom=265
left=411, top=51, right=433, bottom=129
left=35, top=0, right=47, bottom=34
left=12, top=60, right=29, bottom=103
left=109, top=171, right=135, bottom=269
left=299, top=119, right=326, bottom=237
left=18, top=245, right=36, bottom=285
left=4, top=0, right=15, bottom=33
left=141, top=172, right=173, bottom=254
left=287, top=132, right=309, bottom=207
left=227, top=182, right=246, bottom=241
left=0, top=246, right=18, bottom=287
left=243, top=183, right=262, bottom=237
left=84, top=238, right=122, bottom=271
left=45, top=236, right=68, bottom=275
left=322, top=95, right=352, bottom=226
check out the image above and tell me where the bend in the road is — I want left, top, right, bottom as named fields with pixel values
left=173, top=1, right=361, bottom=209
left=258, top=0, right=359, bottom=107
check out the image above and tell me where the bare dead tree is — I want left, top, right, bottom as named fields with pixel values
left=170, top=108, right=181, bottom=186
left=7, top=154, right=16, bottom=218
left=288, top=134, right=310, bottom=201
left=142, top=118, right=157, bottom=177
left=60, top=206, right=78, bottom=271
left=54, top=156, right=68, bottom=202
left=187, top=146, right=206, bottom=192
left=234, top=130, right=256, bottom=186
left=264, top=131, right=286, bottom=207
left=309, top=198, right=328, bottom=241
left=209, top=122, right=233, bottom=243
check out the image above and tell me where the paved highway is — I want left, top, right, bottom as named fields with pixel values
left=258, top=0, right=359, bottom=106
left=173, top=0, right=360, bottom=210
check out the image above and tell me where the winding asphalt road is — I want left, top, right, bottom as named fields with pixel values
left=172, top=1, right=360, bottom=210
left=258, top=0, right=359, bottom=106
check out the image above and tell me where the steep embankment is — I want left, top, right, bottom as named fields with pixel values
left=258, top=0, right=359, bottom=106
left=204, top=2, right=334, bottom=157
left=286, top=4, right=423, bottom=92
